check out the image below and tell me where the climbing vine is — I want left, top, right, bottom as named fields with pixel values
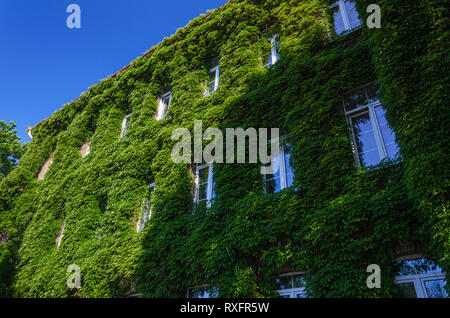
left=0, top=0, right=447, bottom=298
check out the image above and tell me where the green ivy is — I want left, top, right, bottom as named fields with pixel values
left=0, top=0, right=447, bottom=298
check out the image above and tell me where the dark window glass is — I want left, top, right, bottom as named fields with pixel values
left=397, top=282, right=418, bottom=298
left=275, top=276, right=293, bottom=290
left=344, top=88, right=366, bottom=112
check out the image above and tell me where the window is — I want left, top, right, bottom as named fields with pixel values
left=204, top=65, right=219, bottom=96
left=79, top=141, right=91, bottom=158
left=344, top=83, right=399, bottom=167
left=264, top=35, right=280, bottom=68
left=156, top=92, right=172, bottom=120
left=136, top=183, right=154, bottom=232
left=263, top=141, right=294, bottom=194
left=275, top=273, right=308, bottom=298
left=120, top=114, right=131, bottom=138
left=330, top=0, right=361, bottom=35
left=56, top=221, right=66, bottom=248
left=187, top=286, right=219, bottom=298
left=195, top=163, right=215, bottom=209
left=395, top=258, right=448, bottom=298
left=37, top=153, right=53, bottom=181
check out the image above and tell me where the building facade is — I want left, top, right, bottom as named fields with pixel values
left=0, top=0, right=448, bottom=298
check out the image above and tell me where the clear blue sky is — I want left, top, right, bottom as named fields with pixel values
left=0, top=0, right=228, bottom=143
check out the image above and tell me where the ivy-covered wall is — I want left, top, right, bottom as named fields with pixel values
left=0, top=0, right=448, bottom=297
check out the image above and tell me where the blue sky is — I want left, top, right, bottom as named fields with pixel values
left=0, top=0, right=228, bottom=143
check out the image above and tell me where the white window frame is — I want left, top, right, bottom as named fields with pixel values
left=194, top=163, right=215, bottom=209
left=276, top=272, right=308, bottom=298
left=56, top=221, right=66, bottom=248
left=156, top=91, right=172, bottom=121
left=344, top=86, right=397, bottom=167
left=120, top=114, right=131, bottom=138
left=263, top=138, right=293, bottom=193
left=136, top=183, right=155, bottom=232
left=264, top=35, right=280, bottom=68
left=204, top=65, right=220, bottom=96
left=329, top=0, right=362, bottom=35
left=395, top=272, right=447, bottom=298
left=394, top=259, right=447, bottom=298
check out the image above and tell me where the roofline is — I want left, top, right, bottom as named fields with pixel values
left=30, top=1, right=231, bottom=131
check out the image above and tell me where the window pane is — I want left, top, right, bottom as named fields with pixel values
left=189, top=287, right=216, bottom=298
left=396, top=258, right=442, bottom=276
left=274, top=40, right=280, bottom=61
left=207, top=81, right=215, bottom=93
left=284, top=144, right=294, bottom=188
left=265, top=177, right=281, bottom=194
left=374, top=105, right=399, bottom=160
left=344, top=0, right=361, bottom=29
left=211, top=178, right=216, bottom=200
left=344, top=88, right=367, bottom=112
left=199, top=183, right=208, bottom=201
left=296, top=293, right=308, bottom=298
left=331, top=5, right=346, bottom=35
left=365, top=84, right=380, bottom=104
left=351, top=113, right=380, bottom=166
left=121, top=116, right=131, bottom=137
left=424, top=279, right=448, bottom=298
left=264, top=152, right=281, bottom=193
left=207, top=69, right=217, bottom=93
left=292, top=275, right=305, bottom=288
left=263, top=51, right=272, bottom=68
left=275, top=276, right=293, bottom=290
left=199, top=166, right=210, bottom=181
left=397, top=282, right=418, bottom=298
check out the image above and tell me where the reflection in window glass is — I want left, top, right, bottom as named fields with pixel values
left=330, top=1, right=362, bottom=35
left=264, top=153, right=282, bottom=194
left=350, top=113, right=380, bottom=167
left=395, top=258, right=447, bottom=298
left=264, top=142, right=294, bottom=194
left=195, top=164, right=215, bottom=210
left=343, top=88, right=366, bottom=112
left=284, top=144, right=294, bottom=188
left=120, top=114, right=131, bottom=138
left=137, top=184, right=154, bottom=232
left=344, top=83, right=400, bottom=167
left=424, top=279, right=448, bottom=298
left=396, top=258, right=440, bottom=276
left=157, top=92, right=172, bottom=120
left=275, top=275, right=293, bottom=290
left=374, top=106, right=399, bottom=159
left=275, top=274, right=308, bottom=298
left=331, top=5, right=345, bottom=35
left=205, top=65, right=219, bottom=96
left=198, top=166, right=210, bottom=209
left=188, top=286, right=219, bottom=298
left=344, top=0, right=360, bottom=29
